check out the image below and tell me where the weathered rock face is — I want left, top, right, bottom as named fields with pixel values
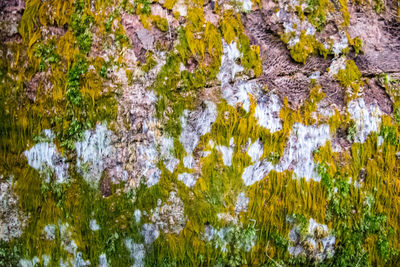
left=0, top=176, right=27, bottom=242
left=1, top=0, right=400, bottom=265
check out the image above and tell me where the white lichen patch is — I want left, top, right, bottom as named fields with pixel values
left=328, top=56, right=347, bottom=76
left=242, top=159, right=274, bottom=186
left=277, top=123, right=330, bottom=181
left=183, top=154, right=196, bottom=169
left=125, top=239, right=145, bottom=267
left=236, top=0, right=253, bottom=12
left=222, top=80, right=258, bottom=112
left=0, top=176, right=27, bottom=241
left=316, top=101, right=337, bottom=118
left=222, top=79, right=282, bottom=133
left=243, top=123, right=330, bottom=185
left=331, top=33, right=349, bottom=57
left=254, top=93, right=282, bottom=133
left=347, top=98, right=382, bottom=143
left=218, top=40, right=243, bottom=85
left=172, top=0, right=187, bottom=17
left=75, top=123, right=113, bottom=186
left=234, top=192, right=249, bottom=215
left=141, top=223, right=159, bottom=245
left=178, top=172, right=197, bottom=188
left=275, top=4, right=316, bottom=47
left=179, top=101, right=217, bottom=155
left=204, top=224, right=257, bottom=253
left=134, top=209, right=142, bottom=223
left=135, top=140, right=162, bottom=187
left=216, top=138, right=235, bottom=167
left=98, top=253, right=109, bottom=267
left=160, top=136, right=179, bottom=173
left=19, top=257, right=40, bottom=267
left=24, top=130, right=69, bottom=183
left=44, top=224, right=56, bottom=240
left=247, top=139, right=264, bottom=162
left=288, top=218, right=336, bottom=262
left=89, top=219, right=100, bottom=231
left=59, top=222, right=90, bottom=266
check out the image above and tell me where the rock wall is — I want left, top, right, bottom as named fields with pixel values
left=1, top=0, right=400, bottom=265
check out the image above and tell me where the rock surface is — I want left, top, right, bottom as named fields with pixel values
left=0, top=0, right=400, bottom=265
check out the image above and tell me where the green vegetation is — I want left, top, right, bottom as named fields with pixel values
left=71, top=0, right=94, bottom=54
left=1, top=0, right=400, bottom=266
left=305, top=0, right=333, bottom=31
left=34, top=41, right=60, bottom=71
left=335, top=59, right=363, bottom=100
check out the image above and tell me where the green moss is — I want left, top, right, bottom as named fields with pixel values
left=141, top=51, right=158, bottom=72
left=338, top=0, right=350, bottom=26
left=346, top=33, right=363, bottom=55
left=287, top=32, right=328, bottom=63
left=71, top=0, right=94, bottom=54
left=34, top=40, right=60, bottom=71
left=305, top=0, right=333, bottom=31
left=3, top=0, right=400, bottom=265
left=66, top=55, right=88, bottom=106
left=151, top=15, right=169, bottom=32
left=374, top=0, right=386, bottom=13
left=335, top=59, right=363, bottom=100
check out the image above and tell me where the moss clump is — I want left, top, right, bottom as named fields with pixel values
left=286, top=32, right=328, bottom=63
left=151, top=15, right=169, bottom=32
left=301, top=82, right=326, bottom=125
left=338, top=0, right=350, bottom=26
left=335, top=60, right=363, bottom=100
left=71, top=0, right=94, bottom=54
left=347, top=33, right=363, bottom=55
left=34, top=40, right=61, bottom=71
left=305, top=0, right=334, bottom=31
left=220, top=10, right=262, bottom=76
left=141, top=51, right=158, bottom=72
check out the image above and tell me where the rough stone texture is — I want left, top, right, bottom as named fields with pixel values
left=288, top=218, right=336, bottom=262
left=0, top=176, right=27, bottom=241
left=0, top=0, right=25, bottom=40
left=149, top=191, right=186, bottom=235
left=1, top=0, right=400, bottom=265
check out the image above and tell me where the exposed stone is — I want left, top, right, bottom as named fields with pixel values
left=0, top=176, right=27, bottom=241
left=76, top=124, right=114, bottom=186
left=288, top=218, right=336, bottom=262
left=150, top=191, right=186, bottom=235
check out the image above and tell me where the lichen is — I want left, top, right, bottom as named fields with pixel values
left=1, top=0, right=400, bottom=265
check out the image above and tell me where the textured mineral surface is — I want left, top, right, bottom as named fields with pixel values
left=1, top=0, right=400, bottom=265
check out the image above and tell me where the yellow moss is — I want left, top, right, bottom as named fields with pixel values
left=19, top=0, right=42, bottom=43
left=301, top=83, right=325, bottom=125
left=339, top=0, right=350, bottom=26
left=305, top=0, right=334, bottom=31
left=220, top=10, right=242, bottom=44
left=247, top=170, right=328, bottom=243
left=328, top=109, right=343, bottom=133
left=335, top=59, right=363, bottom=101
left=204, top=22, right=223, bottom=57
left=346, top=32, right=363, bottom=55
left=164, top=0, right=178, bottom=9
left=139, top=14, right=151, bottom=29
left=150, top=15, right=169, bottom=32
left=288, top=32, right=328, bottom=63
